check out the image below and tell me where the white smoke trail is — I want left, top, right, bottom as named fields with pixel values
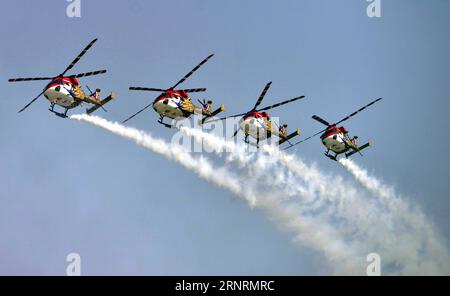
left=70, top=115, right=449, bottom=275
left=70, top=114, right=361, bottom=273
left=179, top=126, right=250, bottom=166
left=265, top=147, right=450, bottom=275
left=70, top=114, right=247, bottom=201
left=180, top=126, right=397, bottom=237
left=179, top=127, right=371, bottom=245
left=339, top=158, right=450, bottom=275
left=177, top=125, right=450, bottom=275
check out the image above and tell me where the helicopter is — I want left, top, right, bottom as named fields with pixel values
left=8, top=38, right=116, bottom=118
left=123, top=54, right=225, bottom=128
left=286, top=97, right=383, bottom=161
left=208, top=81, right=305, bottom=147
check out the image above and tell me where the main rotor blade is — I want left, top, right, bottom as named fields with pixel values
left=334, top=97, right=383, bottom=126
left=197, top=99, right=206, bottom=107
left=18, top=90, right=46, bottom=113
left=128, top=87, right=206, bottom=93
left=72, top=69, right=107, bottom=78
left=205, top=112, right=247, bottom=123
left=284, top=128, right=327, bottom=150
left=170, top=54, right=214, bottom=90
left=8, top=77, right=53, bottom=82
left=60, top=38, right=98, bottom=76
left=312, top=115, right=330, bottom=126
left=257, top=96, right=305, bottom=112
left=252, top=82, right=272, bottom=111
left=129, top=87, right=166, bottom=92
left=181, top=88, right=207, bottom=93
left=122, top=102, right=154, bottom=123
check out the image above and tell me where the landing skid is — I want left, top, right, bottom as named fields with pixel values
left=244, top=136, right=260, bottom=149
left=246, top=140, right=260, bottom=149
left=48, top=105, right=68, bottom=118
left=158, top=117, right=176, bottom=129
left=324, top=152, right=338, bottom=161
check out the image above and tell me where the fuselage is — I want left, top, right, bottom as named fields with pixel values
left=239, top=111, right=271, bottom=140
left=320, top=125, right=350, bottom=154
left=43, top=77, right=79, bottom=109
left=152, top=90, right=195, bottom=119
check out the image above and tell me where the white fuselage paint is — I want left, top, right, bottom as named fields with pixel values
left=44, top=84, right=77, bottom=108
left=239, top=116, right=269, bottom=140
left=152, top=95, right=185, bottom=119
left=322, top=132, right=348, bottom=153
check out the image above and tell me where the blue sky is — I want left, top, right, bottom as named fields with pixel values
left=0, top=0, right=449, bottom=275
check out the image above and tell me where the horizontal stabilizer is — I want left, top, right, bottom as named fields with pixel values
left=276, top=129, right=301, bottom=146
left=201, top=104, right=225, bottom=124
left=86, top=92, right=116, bottom=114
left=345, top=141, right=371, bottom=158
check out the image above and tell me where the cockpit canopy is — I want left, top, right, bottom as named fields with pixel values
left=261, top=112, right=270, bottom=119
left=320, top=125, right=341, bottom=139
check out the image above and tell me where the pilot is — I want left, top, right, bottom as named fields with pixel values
left=90, top=88, right=101, bottom=100
left=279, top=124, right=288, bottom=138
left=203, top=100, right=213, bottom=114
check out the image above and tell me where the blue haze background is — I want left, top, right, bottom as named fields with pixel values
left=0, top=0, right=449, bottom=275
